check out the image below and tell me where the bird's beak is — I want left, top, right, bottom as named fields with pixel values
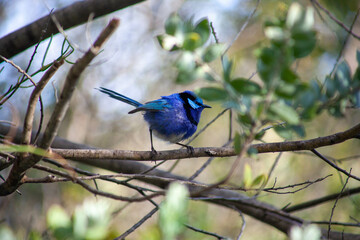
left=202, top=104, right=211, bottom=108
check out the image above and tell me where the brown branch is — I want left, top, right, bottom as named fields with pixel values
left=0, top=124, right=359, bottom=239
left=310, top=0, right=360, bottom=40
left=284, top=187, right=360, bottom=213
left=0, top=0, right=145, bottom=61
left=51, top=122, right=360, bottom=161
left=0, top=19, right=120, bottom=196
left=21, top=59, right=64, bottom=145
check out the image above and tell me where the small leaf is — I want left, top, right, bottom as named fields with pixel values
left=275, top=84, right=297, bottom=99
left=281, top=67, right=299, bottom=83
left=292, top=31, right=316, bottom=58
left=324, top=76, right=336, bottom=98
left=269, top=102, right=300, bottom=124
left=265, top=26, right=286, bottom=42
left=193, top=18, right=210, bottom=45
left=183, top=32, right=202, bottom=51
left=159, top=183, right=189, bottom=240
left=157, top=35, right=179, bottom=51
left=234, top=132, right=243, bottom=154
left=251, top=174, right=268, bottom=187
left=176, top=52, right=196, bottom=72
left=334, top=61, right=351, bottom=94
left=357, top=50, right=360, bottom=65
left=243, top=163, right=252, bottom=188
left=222, top=56, right=233, bottom=82
left=195, top=87, right=228, bottom=101
left=165, top=13, right=183, bottom=36
left=176, top=70, right=196, bottom=84
left=247, top=147, right=258, bottom=157
left=274, top=125, right=293, bottom=139
left=231, top=78, right=262, bottom=95
left=202, top=44, right=225, bottom=62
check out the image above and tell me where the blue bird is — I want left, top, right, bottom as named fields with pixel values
left=97, top=87, right=211, bottom=154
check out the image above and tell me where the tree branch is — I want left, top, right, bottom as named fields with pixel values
left=50, top=122, right=360, bottom=161
left=0, top=19, right=120, bottom=196
left=1, top=124, right=360, bottom=239
left=0, top=0, right=145, bottom=61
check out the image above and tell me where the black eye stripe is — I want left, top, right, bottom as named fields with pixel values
left=179, top=92, right=196, bottom=102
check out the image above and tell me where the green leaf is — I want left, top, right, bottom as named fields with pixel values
left=157, top=35, right=180, bottom=51
left=292, top=31, right=316, bottom=58
left=159, top=183, right=189, bottom=240
left=274, top=125, right=293, bottom=139
left=286, top=3, right=314, bottom=32
left=195, top=87, right=228, bottom=101
left=275, top=84, right=297, bottom=99
left=202, top=44, right=225, bottom=62
left=281, top=67, right=299, bottom=83
left=193, top=18, right=210, bottom=45
left=269, top=102, right=300, bottom=124
left=324, top=76, right=336, bottom=98
left=247, top=147, right=258, bottom=157
left=222, top=56, right=233, bottom=82
left=265, top=26, right=286, bottom=43
left=238, top=113, right=254, bottom=127
left=334, top=61, right=351, bottom=94
left=243, top=163, right=252, bottom=188
left=234, top=132, right=243, bottom=154
left=176, top=52, right=196, bottom=72
left=183, top=32, right=202, bottom=51
left=357, top=50, right=360, bottom=65
left=165, top=13, right=183, bottom=36
left=231, top=78, right=262, bottom=95
left=257, top=47, right=278, bottom=83
left=251, top=174, right=268, bottom=187
left=0, top=144, right=49, bottom=157
left=176, top=70, right=197, bottom=84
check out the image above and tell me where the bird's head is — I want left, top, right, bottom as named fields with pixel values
left=178, top=91, right=211, bottom=125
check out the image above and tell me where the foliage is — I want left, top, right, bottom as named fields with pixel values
left=157, top=3, right=360, bottom=143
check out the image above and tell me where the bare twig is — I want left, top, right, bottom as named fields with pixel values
left=0, top=55, right=36, bottom=86
left=284, top=186, right=360, bottom=212
left=185, top=224, right=229, bottom=239
left=328, top=168, right=352, bottom=239
left=0, top=18, right=120, bottom=196
left=51, top=122, right=360, bottom=161
left=114, top=207, right=158, bottom=240
left=22, top=59, right=64, bottom=145
left=310, top=0, right=360, bottom=40
left=311, top=149, right=360, bottom=182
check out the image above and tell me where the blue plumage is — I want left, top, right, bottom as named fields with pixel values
left=97, top=87, right=211, bottom=153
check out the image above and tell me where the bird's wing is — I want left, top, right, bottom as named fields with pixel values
left=128, top=99, right=171, bottom=114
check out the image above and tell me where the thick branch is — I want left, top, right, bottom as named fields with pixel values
left=51, top=122, right=360, bottom=161
left=0, top=124, right=359, bottom=239
left=0, top=0, right=144, bottom=61
left=0, top=19, right=120, bottom=196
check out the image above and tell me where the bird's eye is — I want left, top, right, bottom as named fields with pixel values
left=187, top=98, right=201, bottom=109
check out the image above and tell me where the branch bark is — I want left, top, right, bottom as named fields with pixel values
left=50, top=122, right=360, bottom=161
left=0, top=19, right=120, bottom=196
left=0, top=0, right=145, bottom=61
left=0, top=123, right=359, bottom=239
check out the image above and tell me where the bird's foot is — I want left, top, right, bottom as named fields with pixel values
left=150, top=147, right=157, bottom=163
left=176, top=142, right=194, bottom=155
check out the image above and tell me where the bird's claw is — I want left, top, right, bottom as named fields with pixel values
left=185, top=145, right=194, bottom=155
left=150, top=148, right=157, bottom=163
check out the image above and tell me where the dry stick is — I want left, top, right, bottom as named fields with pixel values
left=284, top=186, right=360, bottom=213
left=311, top=149, right=360, bottom=182
left=313, top=221, right=360, bottom=228
left=0, top=18, right=120, bottom=196
left=114, top=207, right=158, bottom=240
left=32, top=164, right=162, bottom=202
left=0, top=55, right=36, bottom=87
left=51, top=121, right=360, bottom=161
left=185, top=224, right=228, bottom=240
left=0, top=0, right=145, bottom=61
left=311, top=0, right=360, bottom=40
left=328, top=168, right=352, bottom=239
left=21, top=59, right=65, bottom=145
left=329, top=8, right=360, bottom=77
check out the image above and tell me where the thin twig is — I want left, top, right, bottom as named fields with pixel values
left=185, top=224, right=228, bottom=239
left=311, top=0, right=360, bottom=40
left=223, top=0, right=260, bottom=54
left=0, top=55, right=36, bottom=86
left=311, top=149, right=360, bottom=182
left=114, top=207, right=158, bottom=240
left=328, top=168, right=352, bottom=239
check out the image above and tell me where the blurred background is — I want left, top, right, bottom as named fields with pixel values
left=0, top=0, right=359, bottom=239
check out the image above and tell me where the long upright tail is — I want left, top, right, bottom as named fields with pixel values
left=97, top=87, right=142, bottom=107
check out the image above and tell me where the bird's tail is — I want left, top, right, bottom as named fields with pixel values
left=97, top=87, right=142, bottom=107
